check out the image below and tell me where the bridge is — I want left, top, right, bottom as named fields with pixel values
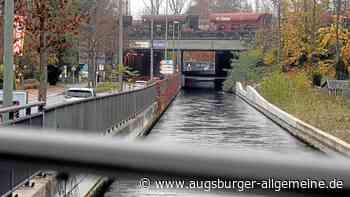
left=127, top=32, right=247, bottom=89
left=129, top=39, right=246, bottom=51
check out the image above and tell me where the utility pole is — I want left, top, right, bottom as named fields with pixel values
left=336, top=0, right=341, bottom=69
left=118, top=0, right=124, bottom=90
left=118, top=0, right=124, bottom=66
left=3, top=0, right=14, bottom=119
left=335, top=0, right=345, bottom=79
left=277, top=0, right=282, bottom=67
left=177, top=23, right=181, bottom=66
left=165, top=0, right=169, bottom=60
left=150, top=18, right=154, bottom=80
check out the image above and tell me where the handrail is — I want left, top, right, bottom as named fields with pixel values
left=0, top=102, right=45, bottom=114
left=45, top=83, right=157, bottom=111
left=1, top=171, right=42, bottom=197
left=0, top=128, right=349, bottom=194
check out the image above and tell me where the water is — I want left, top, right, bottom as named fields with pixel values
left=104, top=89, right=312, bottom=197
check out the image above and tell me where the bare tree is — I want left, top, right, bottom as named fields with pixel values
left=80, top=0, right=119, bottom=87
left=169, top=0, right=190, bottom=14
left=143, top=0, right=164, bottom=15
left=271, top=0, right=282, bottom=66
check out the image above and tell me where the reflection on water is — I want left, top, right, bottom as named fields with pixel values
left=105, top=89, right=312, bottom=197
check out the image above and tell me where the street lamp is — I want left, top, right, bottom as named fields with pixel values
left=150, top=15, right=155, bottom=80
left=118, top=0, right=124, bottom=66
left=173, top=21, right=180, bottom=64
left=165, top=0, right=169, bottom=60
left=177, top=23, right=181, bottom=67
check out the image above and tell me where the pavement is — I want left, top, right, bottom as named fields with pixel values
left=27, top=85, right=65, bottom=103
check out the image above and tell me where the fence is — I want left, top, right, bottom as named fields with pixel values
left=326, top=80, right=350, bottom=97
left=0, top=74, right=181, bottom=197
left=128, top=30, right=256, bottom=41
left=1, top=75, right=181, bottom=132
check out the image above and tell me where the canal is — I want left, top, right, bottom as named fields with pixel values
left=104, top=89, right=313, bottom=197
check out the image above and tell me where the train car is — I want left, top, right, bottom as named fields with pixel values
left=208, top=12, right=272, bottom=32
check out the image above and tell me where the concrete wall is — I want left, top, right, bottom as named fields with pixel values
left=13, top=175, right=57, bottom=197
left=236, top=82, right=350, bottom=156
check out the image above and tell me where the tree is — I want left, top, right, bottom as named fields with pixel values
left=210, top=0, right=252, bottom=13
left=169, top=0, right=190, bottom=14
left=10, top=0, right=86, bottom=101
left=113, top=64, right=139, bottom=91
left=0, top=64, right=3, bottom=89
left=143, top=0, right=164, bottom=15
left=79, top=0, right=120, bottom=88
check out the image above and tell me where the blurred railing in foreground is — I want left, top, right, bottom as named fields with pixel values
left=0, top=128, right=349, bottom=196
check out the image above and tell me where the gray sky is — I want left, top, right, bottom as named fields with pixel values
left=130, top=0, right=263, bottom=17
left=130, top=0, right=143, bottom=16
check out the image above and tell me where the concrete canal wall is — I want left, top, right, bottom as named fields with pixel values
left=82, top=75, right=181, bottom=196
left=236, top=82, right=350, bottom=156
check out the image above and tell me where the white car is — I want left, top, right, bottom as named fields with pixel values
left=134, top=81, right=147, bottom=89
left=65, top=88, right=96, bottom=102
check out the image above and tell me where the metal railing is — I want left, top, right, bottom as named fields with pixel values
left=0, top=102, right=45, bottom=126
left=128, top=30, right=256, bottom=41
left=0, top=76, right=181, bottom=197
left=43, top=85, right=157, bottom=132
left=0, top=128, right=349, bottom=196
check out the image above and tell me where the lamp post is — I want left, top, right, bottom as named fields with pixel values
left=3, top=0, right=14, bottom=120
left=150, top=18, right=154, bottom=80
left=165, top=0, right=169, bottom=60
left=173, top=21, right=179, bottom=64
left=118, top=0, right=124, bottom=66
left=177, top=23, right=181, bottom=67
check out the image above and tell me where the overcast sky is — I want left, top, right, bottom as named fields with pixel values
left=130, top=0, right=144, bottom=16
left=130, top=0, right=259, bottom=17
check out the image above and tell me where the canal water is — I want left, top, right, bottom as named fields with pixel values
left=104, top=89, right=312, bottom=197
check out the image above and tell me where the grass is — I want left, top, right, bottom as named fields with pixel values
left=96, top=82, right=120, bottom=93
left=259, top=72, right=350, bottom=143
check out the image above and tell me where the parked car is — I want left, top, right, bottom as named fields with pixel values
left=65, top=88, right=96, bottom=102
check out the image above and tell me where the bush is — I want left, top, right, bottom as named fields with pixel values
left=224, top=49, right=268, bottom=91
left=96, top=82, right=120, bottom=93
left=259, top=71, right=350, bottom=143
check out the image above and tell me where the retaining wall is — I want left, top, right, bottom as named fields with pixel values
left=236, top=82, right=350, bottom=156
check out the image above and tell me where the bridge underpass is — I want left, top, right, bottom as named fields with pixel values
left=127, top=39, right=240, bottom=88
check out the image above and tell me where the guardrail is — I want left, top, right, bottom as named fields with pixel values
left=0, top=102, right=45, bottom=126
left=128, top=30, right=256, bottom=41
left=0, top=74, right=182, bottom=197
left=0, top=128, right=349, bottom=196
left=7, top=75, right=180, bottom=132
left=43, top=85, right=157, bottom=132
